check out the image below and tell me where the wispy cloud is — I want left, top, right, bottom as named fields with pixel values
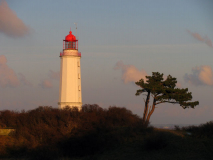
left=114, top=61, right=147, bottom=83
left=48, top=70, right=60, bottom=80
left=0, top=0, right=30, bottom=37
left=0, top=55, right=20, bottom=87
left=39, top=79, right=53, bottom=89
left=39, top=70, right=60, bottom=89
left=18, top=73, right=32, bottom=86
left=184, top=65, right=213, bottom=86
left=187, top=30, right=212, bottom=47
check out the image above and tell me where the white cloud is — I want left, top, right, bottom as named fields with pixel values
left=0, top=55, right=20, bottom=88
left=184, top=65, right=213, bottom=86
left=114, top=61, right=147, bottom=83
left=0, top=0, right=30, bottom=37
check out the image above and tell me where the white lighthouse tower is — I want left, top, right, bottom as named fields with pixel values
left=58, top=29, right=82, bottom=110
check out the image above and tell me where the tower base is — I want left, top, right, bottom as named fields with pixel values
left=58, top=102, right=82, bottom=110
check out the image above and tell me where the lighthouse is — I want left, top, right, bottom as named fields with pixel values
left=58, top=29, right=82, bottom=110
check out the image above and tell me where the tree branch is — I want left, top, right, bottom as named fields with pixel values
left=143, top=98, right=146, bottom=103
left=156, top=101, right=179, bottom=105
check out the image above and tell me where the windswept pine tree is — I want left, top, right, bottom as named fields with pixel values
left=135, top=72, right=199, bottom=125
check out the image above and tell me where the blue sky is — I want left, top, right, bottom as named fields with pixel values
left=0, top=0, right=213, bottom=124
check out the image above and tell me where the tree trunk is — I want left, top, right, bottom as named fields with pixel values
left=145, top=99, right=156, bottom=124
left=142, top=91, right=150, bottom=123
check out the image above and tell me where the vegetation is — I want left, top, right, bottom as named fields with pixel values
left=0, top=105, right=146, bottom=159
left=0, top=105, right=212, bottom=160
left=135, top=72, right=199, bottom=125
left=180, top=121, right=213, bottom=138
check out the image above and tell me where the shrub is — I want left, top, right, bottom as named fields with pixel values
left=182, top=121, right=213, bottom=138
left=0, top=104, right=145, bottom=159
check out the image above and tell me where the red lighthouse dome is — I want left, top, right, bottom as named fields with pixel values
left=65, top=31, right=76, bottom=41
left=63, top=29, right=78, bottom=50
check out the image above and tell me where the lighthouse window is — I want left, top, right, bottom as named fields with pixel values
left=68, top=42, right=73, bottom=49
left=77, top=61, right=80, bottom=67
left=65, top=41, right=76, bottom=49
left=78, top=85, right=81, bottom=91
left=78, top=73, right=80, bottom=79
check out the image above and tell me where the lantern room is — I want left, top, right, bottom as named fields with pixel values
left=63, top=30, right=78, bottom=50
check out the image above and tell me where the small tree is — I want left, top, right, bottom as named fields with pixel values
left=135, top=72, right=199, bottom=126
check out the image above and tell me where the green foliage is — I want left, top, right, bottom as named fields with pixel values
left=135, top=72, right=199, bottom=124
left=136, top=72, right=199, bottom=108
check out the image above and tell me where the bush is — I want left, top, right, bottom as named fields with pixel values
left=0, top=104, right=145, bottom=159
left=182, top=121, right=213, bottom=138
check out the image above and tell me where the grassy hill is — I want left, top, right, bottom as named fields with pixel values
left=0, top=105, right=213, bottom=160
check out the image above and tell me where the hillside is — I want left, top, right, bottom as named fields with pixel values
left=0, top=105, right=213, bottom=160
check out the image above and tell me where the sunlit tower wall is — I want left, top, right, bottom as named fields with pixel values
left=58, top=30, right=82, bottom=109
